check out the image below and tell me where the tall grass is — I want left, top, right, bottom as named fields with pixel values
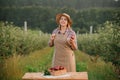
left=0, top=47, right=53, bottom=80
left=75, top=50, right=118, bottom=80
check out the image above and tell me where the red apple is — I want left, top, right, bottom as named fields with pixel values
left=71, top=36, right=75, bottom=39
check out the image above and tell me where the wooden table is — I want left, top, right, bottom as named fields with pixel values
left=22, top=72, right=88, bottom=80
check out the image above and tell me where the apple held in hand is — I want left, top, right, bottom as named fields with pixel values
left=51, top=34, right=56, bottom=38
left=71, top=35, right=75, bottom=39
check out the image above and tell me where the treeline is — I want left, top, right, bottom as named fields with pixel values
left=0, top=0, right=120, bottom=9
left=0, top=7, right=120, bottom=33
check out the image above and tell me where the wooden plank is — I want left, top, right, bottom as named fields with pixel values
left=22, top=72, right=88, bottom=80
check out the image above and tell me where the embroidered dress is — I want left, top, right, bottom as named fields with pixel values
left=49, top=28, right=77, bottom=72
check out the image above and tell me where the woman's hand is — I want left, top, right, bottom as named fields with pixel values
left=50, top=34, right=56, bottom=41
left=49, top=34, right=56, bottom=47
left=68, top=35, right=77, bottom=50
left=69, top=35, right=75, bottom=45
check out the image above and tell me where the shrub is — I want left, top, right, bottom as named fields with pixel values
left=77, top=21, right=120, bottom=75
left=0, top=22, right=49, bottom=58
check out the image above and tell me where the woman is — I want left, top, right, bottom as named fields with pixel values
left=49, top=13, right=77, bottom=72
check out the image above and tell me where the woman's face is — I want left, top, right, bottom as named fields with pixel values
left=59, top=16, right=68, bottom=27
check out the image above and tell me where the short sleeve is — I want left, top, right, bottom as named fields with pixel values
left=52, top=28, right=58, bottom=34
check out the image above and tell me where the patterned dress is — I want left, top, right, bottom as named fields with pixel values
left=49, top=27, right=77, bottom=72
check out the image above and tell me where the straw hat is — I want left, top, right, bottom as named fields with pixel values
left=56, top=13, right=72, bottom=26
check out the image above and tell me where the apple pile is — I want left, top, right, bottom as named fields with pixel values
left=48, top=66, right=67, bottom=76
left=49, top=66, right=65, bottom=71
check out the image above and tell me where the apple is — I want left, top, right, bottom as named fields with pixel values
left=71, top=35, right=75, bottom=39
left=54, top=66, right=59, bottom=71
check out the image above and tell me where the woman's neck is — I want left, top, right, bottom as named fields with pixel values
left=60, top=26, right=67, bottom=34
left=60, top=26, right=67, bottom=31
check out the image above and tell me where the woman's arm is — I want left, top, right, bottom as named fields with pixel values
left=67, top=30, right=78, bottom=50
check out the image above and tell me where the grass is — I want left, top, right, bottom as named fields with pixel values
left=0, top=47, right=119, bottom=80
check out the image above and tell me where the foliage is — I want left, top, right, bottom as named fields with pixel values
left=0, top=22, right=49, bottom=57
left=77, top=21, right=120, bottom=75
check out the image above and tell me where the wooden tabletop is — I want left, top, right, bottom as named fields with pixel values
left=22, top=72, right=88, bottom=80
